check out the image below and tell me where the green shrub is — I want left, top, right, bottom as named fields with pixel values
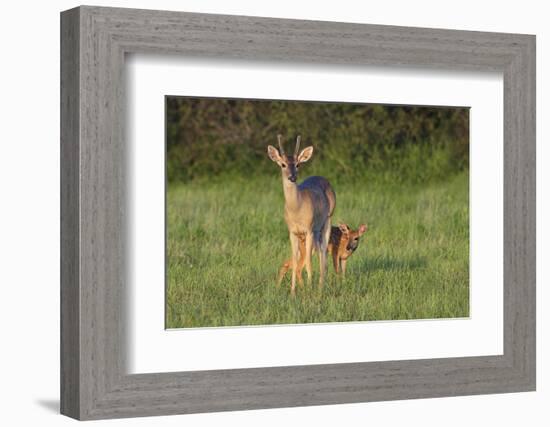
left=166, top=97, right=469, bottom=185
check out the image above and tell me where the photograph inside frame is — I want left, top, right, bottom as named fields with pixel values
left=165, top=96, right=470, bottom=329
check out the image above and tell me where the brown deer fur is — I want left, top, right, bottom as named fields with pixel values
left=277, top=223, right=367, bottom=286
left=268, top=135, right=336, bottom=295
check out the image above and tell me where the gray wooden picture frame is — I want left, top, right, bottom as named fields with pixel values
left=60, top=5, right=536, bottom=421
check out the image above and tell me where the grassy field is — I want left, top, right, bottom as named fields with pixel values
left=166, top=171, right=469, bottom=329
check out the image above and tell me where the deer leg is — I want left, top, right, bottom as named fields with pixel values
left=332, top=252, right=340, bottom=274
left=318, top=222, right=331, bottom=289
left=277, top=259, right=291, bottom=287
left=296, top=236, right=306, bottom=286
left=341, top=259, right=347, bottom=277
left=318, top=242, right=327, bottom=289
left=279, top=235, right=305, bottom=288
left=304, top=232, right=314, bottom=285
left=279, top=237, right=305, bottom=288
left=289, top=233, right=300, bottom=296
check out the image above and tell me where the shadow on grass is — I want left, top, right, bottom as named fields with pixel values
left=359, top=255, right=427, bottom=272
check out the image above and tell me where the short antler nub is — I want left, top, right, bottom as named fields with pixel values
left=277, top=134, right=285, bottom=155
left=294, top=135, right=301, bottom=156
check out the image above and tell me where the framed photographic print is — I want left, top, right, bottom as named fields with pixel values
left=61, top=5, right=536, bottom=420
left=164, top=97, right=470, bottom=328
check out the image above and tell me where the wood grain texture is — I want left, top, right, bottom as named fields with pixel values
left=60, top=5, right=536, bottom=420
left=60, top=7, right=80, bottom=419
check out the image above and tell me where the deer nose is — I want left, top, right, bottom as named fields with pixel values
left=289, top=175, right=297, bottom=183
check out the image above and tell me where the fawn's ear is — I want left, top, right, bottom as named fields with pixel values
left=358, top=224, right=368, bottom=235
left=339, top=223, right=350, bottom=234
left=297, top=146, right=314, bottom=164
left=267, top=145, right=282, bottom=163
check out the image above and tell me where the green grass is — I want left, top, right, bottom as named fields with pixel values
left=166, top=172, right=469, bottom=328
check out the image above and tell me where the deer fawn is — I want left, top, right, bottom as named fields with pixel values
left=268, top=135, right=336, bottom=295
left=277, top=223, right=367, bottom=285
left=329, top=223, right=367, bottom=276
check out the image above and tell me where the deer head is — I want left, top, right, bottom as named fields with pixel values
left=267, top=135, right=313, bottom=183
left=338, top=223, right=368, bottom=253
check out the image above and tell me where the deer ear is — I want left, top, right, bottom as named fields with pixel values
left=267, top=145, right=281, bottom=163
left=339, top=223, right=350, bottom=233
left=358, top=224, right=367, bottom=235
left=297, top=146, right=313, bottom=164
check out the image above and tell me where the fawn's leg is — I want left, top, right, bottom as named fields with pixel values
left=277, top=259, right=291, bottom=287
left=332, top=251, right=340, bottom=274
left=341, top=259, right=347, bottom=277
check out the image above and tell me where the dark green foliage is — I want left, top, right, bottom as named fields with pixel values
left=166, top=97, right=469, bottom=184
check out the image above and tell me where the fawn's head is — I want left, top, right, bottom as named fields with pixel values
left=267, top=135, right=313, bottom=183
left=339, top=223, right=368, bottom=254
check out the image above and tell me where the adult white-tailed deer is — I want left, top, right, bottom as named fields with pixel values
left=267, top=135, right=336, bottom=295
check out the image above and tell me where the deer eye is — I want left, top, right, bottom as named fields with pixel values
left=281, top=163, right=287, bottom=168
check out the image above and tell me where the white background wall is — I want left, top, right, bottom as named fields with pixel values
left=0, top=0, right=546, bottom=425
